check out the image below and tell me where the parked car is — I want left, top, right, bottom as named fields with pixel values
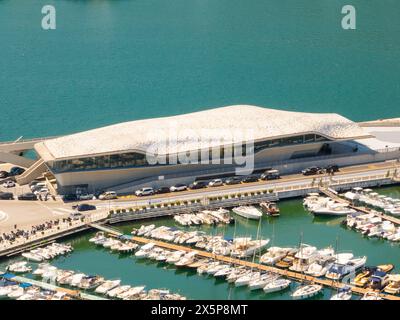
left=9, top=167, right=25, bottom=176
left=72, top=203, right=96, bottom=212
left=325, top=165, right=339, bottom=173
left=208, top=179, right=223, bottom=187
left=63, top=194, right=78, bottom=201
left=301, top=166, right=324, bottom=176
left=78, top=193, right=95, bottom=201
left=0, top=171, right=9, bottom=179
left=189, top=181, right=208, bottom=189
left=260, top=169, right=280, bottom=180
left=2, top=180, right=15, bottom=188
left=70, top=212, right=84, bottom=220
left=241, top=175, right=259, bottom=183
left=155, top=187, right=171, bottom=194
left=31, top=182, right=46, bottom=192
left=18, top=193, right=37, bottom=201
left=170, top=184, right=187, bottom=192
left=29, top=180, right=41, bottom=188
left=99, top=191, right=118, bottom=200
left=135, top=187, right=154, bottom=197
left=0, top=192, right=14, bottom=200
left=224, top=177, right=242, bottom=185
left=34, top=187, right=49, bottom=195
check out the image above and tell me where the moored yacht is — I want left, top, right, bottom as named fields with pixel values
left=232, top=206, right=262, bottom=220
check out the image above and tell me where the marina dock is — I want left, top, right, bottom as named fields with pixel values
left=319, top=187, right=400, bottom=226
left=89, top=224, right=400, bottom=301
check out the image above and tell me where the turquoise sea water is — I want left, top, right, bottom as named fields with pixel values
left=1, top=0, right=400, bottom=141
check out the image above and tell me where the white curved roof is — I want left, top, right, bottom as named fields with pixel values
left=36, top=105, right=371, bottom=160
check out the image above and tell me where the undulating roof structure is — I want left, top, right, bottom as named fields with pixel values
left=35, top=105, right=371, bottom=161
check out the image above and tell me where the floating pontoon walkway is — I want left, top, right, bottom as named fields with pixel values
left=88, top=224, right=400, bottom=300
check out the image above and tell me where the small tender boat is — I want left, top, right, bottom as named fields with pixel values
left=291, top=284, right=323, bottom=300
left=232, top=206, right=262, bottom=220
left=260, top=202, right=280, bottom=217
left=263, top=278, right=291, bottom=294
left=330, top=286, right=352, bottom=300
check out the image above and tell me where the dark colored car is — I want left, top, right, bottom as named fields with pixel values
left=62, top=194, right=78, bottom=201
left=260, top=169, right=281, bottom=180
left=18, top=193, right=37, bottom=201
left=155, top=187, right=171, bottom=194
left=325, top=165, right=339, bottom=173
left=224, top=177, right=242, bottom=185
left=241, top=175, right=259, bottom=183
left=301, top=166, right=324, bottom=176
left=0, top=192, right=14, bottom=200
left=189, top=181, right=208, bottom=189
left=9, top=167, right=25, bottom=176
left=0, top=171, right=9, bottom=179
left=73, top=204, right=96, bottom=212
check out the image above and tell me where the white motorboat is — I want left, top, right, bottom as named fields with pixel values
left=22, top=252, right=43, bottom=262
left=175, top=251, right=198, bottom=267
left=330, top=287, right=352, bottom=300
left=291, top=284, right=323, bottom=300
left=214, top=266, right=235, bottom=278
left=360, top=291, right=383, bottom=300
left=198, top=262, right=220, bottom=275
left=326, top=256, right=367, bottom=280
left=207, top=264, right=229, bottom=275
left=6, top=261, right=32, bottom=273
left=78, top=275, right=104, bottom=290
left=118, top=286, right=146, bottom=299
left=232, top=206, right=262, bottom=220
left=166, top=250, right=186, bottom=264
left=95, top=279, right=121, bottom=294
left=8, top=286, right=25, bottom=299
left=259, top=247, right=292, bottom=265
left=136, top=224, right=156, bottom=236
left=107, top=285, right=131, bottom=298
left=0, top=285, right=19, bottom=297
left=134, top=243, right=156, bottom=258
left=231, top=238, right=270, bottom=258
left=89, top=231, right=106, bottom=243
left=311, top=201, right=357, bottom=216
left=70, top=273, right=86, bottom=287
left=263, top=278, right=291, bottom=293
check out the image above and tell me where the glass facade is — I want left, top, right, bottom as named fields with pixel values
left=48, top=134, right=330, bottom=173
